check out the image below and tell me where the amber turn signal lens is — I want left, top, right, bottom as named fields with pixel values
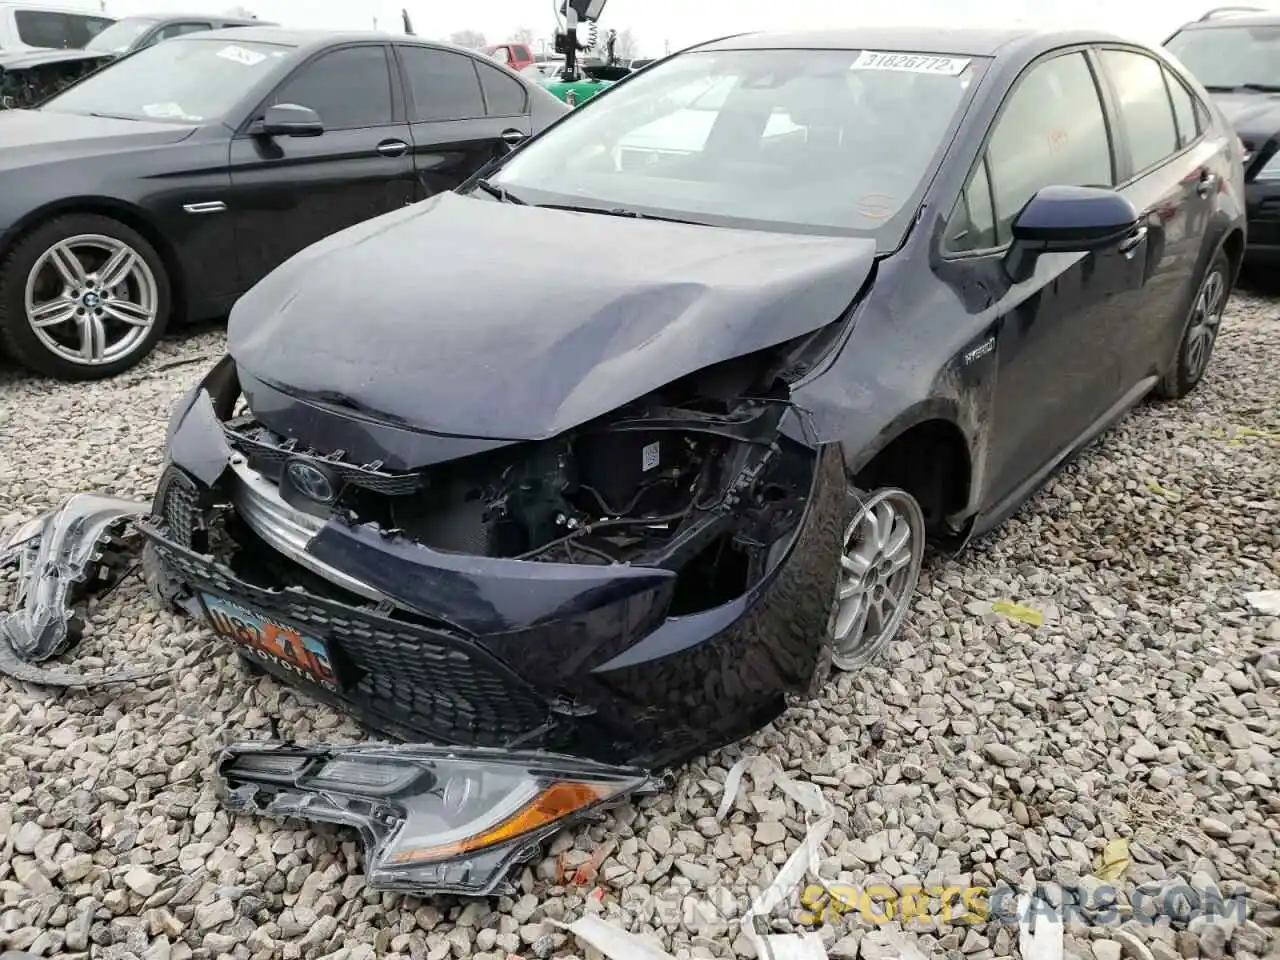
left=388, top=781, right=612, bottom=864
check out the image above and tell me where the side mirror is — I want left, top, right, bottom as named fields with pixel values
left=1005, top=185, right=1139, bottom=283
left=259, top=103, right=324, bottom=138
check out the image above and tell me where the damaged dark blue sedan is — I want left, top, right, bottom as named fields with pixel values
left=2, top=25, right=1245, bottom=896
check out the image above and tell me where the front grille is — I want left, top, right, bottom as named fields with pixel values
left=223, top=420, right=423, bottom=497
left=142, top=528, right=553, bottom=746
left=154, top=467, right=201, bottom=549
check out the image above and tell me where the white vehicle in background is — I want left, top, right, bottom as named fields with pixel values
left=0, top=2, right=114, bottom=50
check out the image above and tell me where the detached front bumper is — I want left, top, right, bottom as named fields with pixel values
left=144, top=359, right=847, bottom=769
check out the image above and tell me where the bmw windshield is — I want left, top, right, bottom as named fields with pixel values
left=40, top=38, right=292, bottom=123
left=487, top=47, right=985, bottom=245
left=1166, top=24, right=1280, bottom=90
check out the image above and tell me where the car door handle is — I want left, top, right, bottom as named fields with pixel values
left=1117, top=225, right=1148, bottom=257
left=376, top=139, right=408, bottom=158
left=500, top=128, right=526, bottom=146
left=1196, top=171, right=1219, bottom=198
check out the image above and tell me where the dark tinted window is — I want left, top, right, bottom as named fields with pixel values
left=946, top=156, right=997, bottom=252
left=515, top=45, right=531, bottom=62
left=1164, top=67, right=1200, bottom=147
left=477, top=60, right=527, bottom=115
left=399, top=46, right=485, bottom=121
left=155, top=22, right=214, bottom=42
left=985, top=51, right=1113, bottom=243
left=15, top=10, right=71, bottom=48
left=1101, top=49, right=1179, bottom=174
left=273, top=45, right=393, bottom=130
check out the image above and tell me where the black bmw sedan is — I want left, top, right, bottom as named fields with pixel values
left=0, top=27, right=568, bottom=380
left=130, top=27, right=1243, bottom=771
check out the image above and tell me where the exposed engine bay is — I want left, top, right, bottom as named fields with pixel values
left=198, top=347, right=825, bottom=622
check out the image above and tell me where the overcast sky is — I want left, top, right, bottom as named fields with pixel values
left=97, top=0, right=1276, bottom=56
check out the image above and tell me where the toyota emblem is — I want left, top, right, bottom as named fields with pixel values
left=285, top=459, right=338, bottom=503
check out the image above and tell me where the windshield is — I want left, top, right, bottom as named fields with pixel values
left=489, top=47, right=982, bottom=242
left=1166, top=24, right=1280, bottom=89
left=41, top=38, right=292, bottom=123
left=84, top=17, right=157, bottom=53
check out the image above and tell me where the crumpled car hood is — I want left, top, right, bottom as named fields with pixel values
left=228, top=191, right=877, bottom=441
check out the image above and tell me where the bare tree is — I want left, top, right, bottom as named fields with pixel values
left=614, top=28, right=639, bottom=60
left=449, top=29, right=487, bottom=49
left=511, top=26, right=535, bottom=45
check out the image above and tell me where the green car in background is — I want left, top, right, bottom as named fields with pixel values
left=533, top=62, right=631, bottom=106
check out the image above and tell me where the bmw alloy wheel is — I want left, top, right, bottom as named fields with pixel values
left=830, top=487, right=925, bottom=671
left=1184, top=264, right=1227, bottom=383
left=24, top=234, right=159, bottom=367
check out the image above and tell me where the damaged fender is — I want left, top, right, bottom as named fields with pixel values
left=217, top=740, right=660, bottom=897
left=0, top=493, right=156, bottom=686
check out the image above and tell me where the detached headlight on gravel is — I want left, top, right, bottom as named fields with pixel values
left=217, top=742, right=658, bottom=896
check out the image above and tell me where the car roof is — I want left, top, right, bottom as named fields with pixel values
left=1172, top=11, right=1280, bottom=29
left=697, top=25, right=1135, bottom=59
left=174, top=25, right=478, bottom=54
left=120, top=12, right=260, bottom=22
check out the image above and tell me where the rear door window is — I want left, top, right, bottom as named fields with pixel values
left=1100, top=49, right=1180, bottom=176
left=476, top=59, right=528, bottom=116
left=1163, top=67, right=1201, bottom=148
left=398, top=45, right=486, bottom=122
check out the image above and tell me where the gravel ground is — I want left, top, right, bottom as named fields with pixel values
left=0, top=292, right=1277, bottom=960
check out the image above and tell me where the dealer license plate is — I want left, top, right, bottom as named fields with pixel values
left=201, top=594, right=339, bottom=690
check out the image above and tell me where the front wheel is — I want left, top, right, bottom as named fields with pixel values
left=0, top=214, right=171, bottom=380
left=829, top=487, right=926, bottom=672
left=1154, top=249, right=1230, bottom=401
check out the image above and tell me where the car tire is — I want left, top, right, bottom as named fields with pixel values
left=0, top=213, right=171, bottom=380
left=1154, top=249, right=1231, bottom=402
left=828, top=486, right=926, bottom=672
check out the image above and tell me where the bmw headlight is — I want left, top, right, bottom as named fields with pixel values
left=217, top=742, right=658, bottom=896
left=1255, top=150, right=1280, bottom=180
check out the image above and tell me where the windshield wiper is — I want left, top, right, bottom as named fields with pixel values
left=1241, top=82, right=1280, bottom=92
left=1203, top=84, right=1240, bottom=92
left=536, top=202, right=705, bottom=225
left=471, top=178, right=526, bottom=205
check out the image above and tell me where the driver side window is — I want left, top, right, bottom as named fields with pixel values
left=270, top=45, right=394, bottom=131
left=947, top=51, right=1115, bottom=253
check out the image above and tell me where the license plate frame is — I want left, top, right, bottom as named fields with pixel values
left=199, top=593, right=340, bottom=691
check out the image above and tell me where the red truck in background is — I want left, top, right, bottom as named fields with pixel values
left=484, top=42, right=535, bottom=72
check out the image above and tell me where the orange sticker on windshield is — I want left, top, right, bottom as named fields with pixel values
left=856, top=195, right=898, bottom=220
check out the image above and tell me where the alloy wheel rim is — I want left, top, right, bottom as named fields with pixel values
left=1184, top=267, right=1226, bottom=383
left=830, top=487, right=925, bottom=671
left=24, top=234, right=158, bottom=366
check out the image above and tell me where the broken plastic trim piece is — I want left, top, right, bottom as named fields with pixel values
left=216, top=741, right=660, bottom=897
left=0, top=492, right=159, bottom=687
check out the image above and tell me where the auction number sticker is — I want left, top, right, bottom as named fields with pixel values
left=851, top=51, right=971, bottom=75
left=217, top=44, right=267, bottom=66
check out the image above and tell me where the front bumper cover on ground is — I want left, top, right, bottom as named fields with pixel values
left=216, top=740, right=661, bottom=897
